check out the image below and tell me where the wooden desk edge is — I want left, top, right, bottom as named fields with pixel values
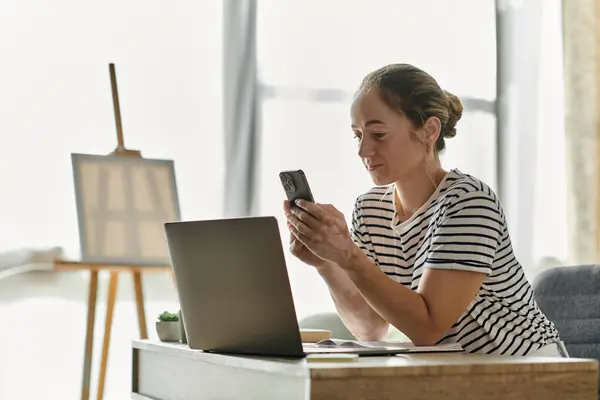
left=132, top=340, right=310, bottom=378
left=132, top=340, right=598, bottom=380
left=309, top=358, right=599, bottom=380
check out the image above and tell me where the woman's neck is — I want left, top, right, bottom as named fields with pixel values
left=394, top=163, right=447, bottom=220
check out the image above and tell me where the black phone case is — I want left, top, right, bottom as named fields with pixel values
left=279, top=169, right=315, bottom=204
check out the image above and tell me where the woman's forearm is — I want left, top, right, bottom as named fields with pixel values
left=318, top=264, right=389, bottom=341
left=338, top=249, right=441, bottom=346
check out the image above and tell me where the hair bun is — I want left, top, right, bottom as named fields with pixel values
left=443, top=90, right=463, bottom=139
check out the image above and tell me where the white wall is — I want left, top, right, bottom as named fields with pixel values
left=0, top=2, right=223, bottom=399
left=0, top=0, right=224, bottom=257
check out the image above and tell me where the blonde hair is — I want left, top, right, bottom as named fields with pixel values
left=356, top=63, right=463, bottom=154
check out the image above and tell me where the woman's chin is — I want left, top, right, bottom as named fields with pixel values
left=369, top=172, right=394, bottom=186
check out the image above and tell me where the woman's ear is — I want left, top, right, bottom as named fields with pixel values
left=422, top=116, right=441, bottom=148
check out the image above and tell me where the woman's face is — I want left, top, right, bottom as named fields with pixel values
left=351, top=87, right=431, bottom=186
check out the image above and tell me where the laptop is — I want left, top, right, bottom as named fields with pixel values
left=164, top=216, right=411, bottom=358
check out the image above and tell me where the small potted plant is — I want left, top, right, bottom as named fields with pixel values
left=156, top=311, right=181, bottom=342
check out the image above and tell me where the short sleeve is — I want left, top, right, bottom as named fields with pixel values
left=350, top=197, right=379, bottom=266
left=425, top=192, right=504, bottom=275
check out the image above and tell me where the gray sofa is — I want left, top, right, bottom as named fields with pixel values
left=532, top=265, right=600, bottom=397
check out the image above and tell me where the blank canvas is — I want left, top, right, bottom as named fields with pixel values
left=71, top=153, right=181, bottom=265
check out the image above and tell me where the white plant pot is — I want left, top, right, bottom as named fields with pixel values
left=156, top=321, right=181, bottom=342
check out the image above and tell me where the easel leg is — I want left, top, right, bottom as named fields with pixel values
left=133, top=271, right=148, bottom=339
left=81, top=270, right=98, bottom=400
left=96, top=272, right=119, bottom=400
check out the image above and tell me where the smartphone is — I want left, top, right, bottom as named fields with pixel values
left=279, top=169, right=315, bottom=205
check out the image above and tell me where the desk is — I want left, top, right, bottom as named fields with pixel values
left=131, top=340, right=598, bottom=400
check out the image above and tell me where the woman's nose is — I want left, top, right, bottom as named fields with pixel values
left=358, top=138, right=376, bottom=157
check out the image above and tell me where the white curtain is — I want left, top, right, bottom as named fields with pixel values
left=223, top=0, right=260, bottom=218
left=0, top=0, right=225, bottom=258
left=496, top=0, right=567, bottom=276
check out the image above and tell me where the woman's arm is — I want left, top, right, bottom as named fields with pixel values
left=338, top=247, right=486, bottom=345
left=318, top=263, right=389, bottom=341
left=287, top=201, right=389, bottom=340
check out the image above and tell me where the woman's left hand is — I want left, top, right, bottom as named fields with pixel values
left=285, top=199, right=357, bottom=267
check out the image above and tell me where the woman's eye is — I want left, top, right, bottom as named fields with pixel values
left=373, top=132, right=387, bottom=139
left=353, top=133, right=362, bottom=141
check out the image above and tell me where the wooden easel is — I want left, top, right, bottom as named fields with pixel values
left=108, top=63, right=142, bottom=158
left=53, top=64, right=175, bottom=400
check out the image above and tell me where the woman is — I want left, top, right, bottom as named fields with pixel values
left=283, top=63, right=567, bottom=357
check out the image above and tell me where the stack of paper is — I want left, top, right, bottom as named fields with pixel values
left=315, top=339, right=464, bottom=353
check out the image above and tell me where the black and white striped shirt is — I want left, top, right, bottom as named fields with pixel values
left=350, top=169, right=561, bottom=355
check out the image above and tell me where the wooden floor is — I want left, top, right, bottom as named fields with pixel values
left=0, top=270, right=179, bottom=400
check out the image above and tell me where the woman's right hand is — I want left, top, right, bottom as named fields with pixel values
left=283, top=200, right=334, bottom=271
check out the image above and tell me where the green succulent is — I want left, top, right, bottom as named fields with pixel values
left=157, top=311, right=179, bottom=322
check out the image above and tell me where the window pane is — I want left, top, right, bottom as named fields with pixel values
left=257, top=0, right=496, bottom=100
left=256, top=99, right=366, bottom=319
left=440, top=111, right=497, bottom=191
left=256, top=100, right=371, bottom=220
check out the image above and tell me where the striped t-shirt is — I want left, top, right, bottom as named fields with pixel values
left=350, top=169, right=561, bottom=355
